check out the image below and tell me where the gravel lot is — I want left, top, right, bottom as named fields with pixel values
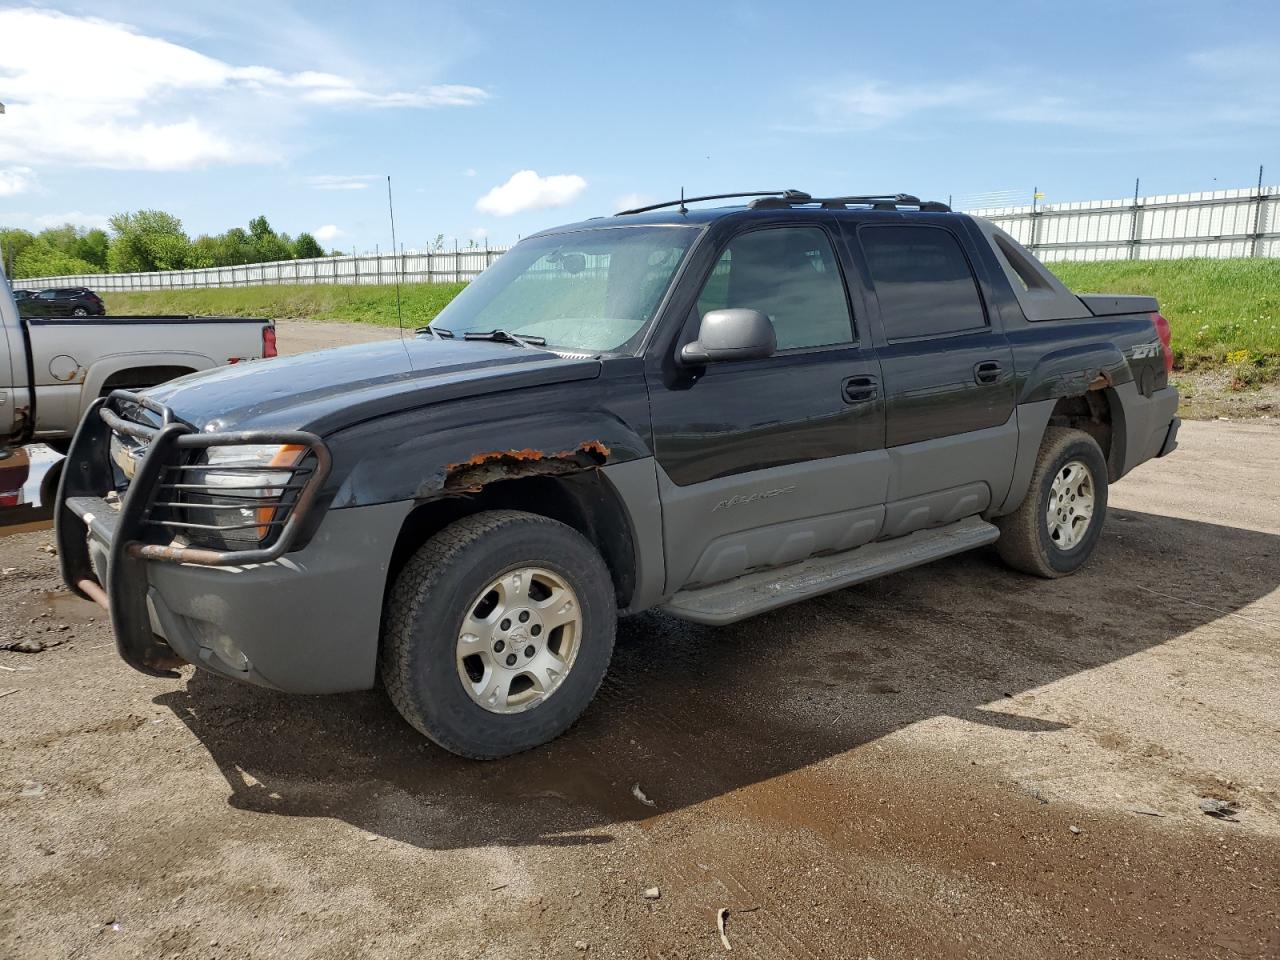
left=1, top=321, right=1277, bottom=959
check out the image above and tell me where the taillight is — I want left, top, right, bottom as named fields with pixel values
left=262, top=325, right=277, bottom=358
left=1151, top=312, right=1173, bottom=375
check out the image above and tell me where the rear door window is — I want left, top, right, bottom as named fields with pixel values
left=859, top=225, right=987, bottom=340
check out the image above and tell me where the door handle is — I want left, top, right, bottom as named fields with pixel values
left=842, top=375, right=879, bottom=404
left=973, top=360, right=1003, bottom=385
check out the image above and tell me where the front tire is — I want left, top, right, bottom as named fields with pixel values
left=381, top=510, right=616, bottom=759
left=995, top=427, right=1109, bottom=578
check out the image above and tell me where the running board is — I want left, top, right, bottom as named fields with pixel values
left=660, top=516, right=1000, bottom=625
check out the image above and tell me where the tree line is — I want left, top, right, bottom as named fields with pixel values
left=0, top=211, right=331, bottom=280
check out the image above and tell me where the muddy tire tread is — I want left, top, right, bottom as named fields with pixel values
left=380, top=509, right=615, bottom=759
left=995, top=427, right=1108, bottom=579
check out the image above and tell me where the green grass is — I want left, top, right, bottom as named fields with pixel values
left=1048, top=258, right=1280, bottom=366
left=104, top=258, right=1280, bottom=372
left=104, top=282, right=468, bottom=329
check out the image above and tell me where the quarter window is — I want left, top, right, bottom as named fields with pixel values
left=860, top=226, right=986, bottom=340
left=696, top=227, right=853, bottom=350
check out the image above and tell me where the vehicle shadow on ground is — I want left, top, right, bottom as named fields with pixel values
left=154, top=507, right=1280, bottom=850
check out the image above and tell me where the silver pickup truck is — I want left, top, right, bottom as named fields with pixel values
left=2, top=273, right=276, bottom=501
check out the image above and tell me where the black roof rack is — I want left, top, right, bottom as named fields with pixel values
left=615, top=190, right=951, bottom=216
left=615, top=190, right=809, bottom=215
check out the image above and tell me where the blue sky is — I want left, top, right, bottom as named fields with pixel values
left=1, top=0, right=1277, bottom=252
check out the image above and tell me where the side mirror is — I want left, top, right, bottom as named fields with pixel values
left=679, top=309, right=776, bottom=365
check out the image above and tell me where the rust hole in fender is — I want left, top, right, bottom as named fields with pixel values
left=444, top=441, right=611, bottom=492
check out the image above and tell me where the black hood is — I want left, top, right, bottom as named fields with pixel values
left=143, top=336, right=600, bottom=435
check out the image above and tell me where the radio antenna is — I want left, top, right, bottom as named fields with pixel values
left=386, top=175, right=404, bottom=339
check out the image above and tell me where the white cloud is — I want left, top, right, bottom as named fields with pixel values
left=0, top=8, right=488, bottom=172
left=799, top=68, right=1270, bottom=136
left=35, top=211, right=112, bottom=230
left=1188, top=44, right=1274, bottom=78
left=0, top=210, right=112, bottom=231
left=313, top=224, right=346, bottom=242
left=476, top=170, right=587, bottom=217
left=808, top=80, right=989, bottom=131
left=0, top=167, right=38, bottom=197
left=462, top=168, right=478, bottom=177
left=306, top=174, right=379, bottom=191
left=615, top=192, right=656, bottom=212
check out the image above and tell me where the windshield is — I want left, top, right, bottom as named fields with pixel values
left=430, top=225, right=698, bottom=353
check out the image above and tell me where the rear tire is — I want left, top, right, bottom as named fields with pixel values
left=381, top=510, right=616, bottom=759
left=995, top=427, right=1108, bottom=578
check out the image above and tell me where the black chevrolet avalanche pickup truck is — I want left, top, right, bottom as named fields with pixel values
left=55, top=190, right=1179, bottom=758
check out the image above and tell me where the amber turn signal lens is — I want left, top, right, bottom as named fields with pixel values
left=255, top=444, right=308, bottom=539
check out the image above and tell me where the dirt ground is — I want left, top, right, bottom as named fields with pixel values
left=273, top=319, right=402, bottom=356
left=2, top=323, right=1278, bottom=959
left=1173, top=368, right=1280, bottom=421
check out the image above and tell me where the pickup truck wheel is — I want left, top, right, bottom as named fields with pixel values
left=381, top=510, right=616, bottom=759
left=995, top=427, right=1109, bottom=578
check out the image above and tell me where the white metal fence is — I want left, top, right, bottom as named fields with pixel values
left=16, top=182, right=1280, bottom=290
left=19, top=246, right=511, bottom=292
left=966, top=184, right=1279, bottom=262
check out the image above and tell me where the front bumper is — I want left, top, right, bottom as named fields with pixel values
left=55, top=392, right=410, bottom=693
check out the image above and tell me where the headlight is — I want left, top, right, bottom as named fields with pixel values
left=182, top=443, right=308, bottom=547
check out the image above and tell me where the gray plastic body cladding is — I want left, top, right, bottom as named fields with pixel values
left=600, top=458, right=667, bottom=613
left=995, top=398, right=1058, bottom=515
left=1113, top=382, right=1178, bottom=477
left=657, top=449, right=890, bottom=592
left=884, top=409, right=1017, bottom=519
left=142, top=500, right=412, bottom=694
left=661, top=516, right=1000, bottom=625
left=656, top=414, right=1017, bottom=593
left=1158, top=417, right=1180, bottom=457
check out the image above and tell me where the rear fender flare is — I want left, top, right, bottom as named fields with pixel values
left=998, top=383, right=1128, bottom=516
left=1016, top=342, right=1131, bottom=405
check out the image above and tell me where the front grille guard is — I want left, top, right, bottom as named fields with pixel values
left=98, top=391, right=332, bottom=566
left=55, top=390, right=332, bottom=677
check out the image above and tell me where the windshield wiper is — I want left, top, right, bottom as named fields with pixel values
left=462, top=329, right=547, bottom=348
